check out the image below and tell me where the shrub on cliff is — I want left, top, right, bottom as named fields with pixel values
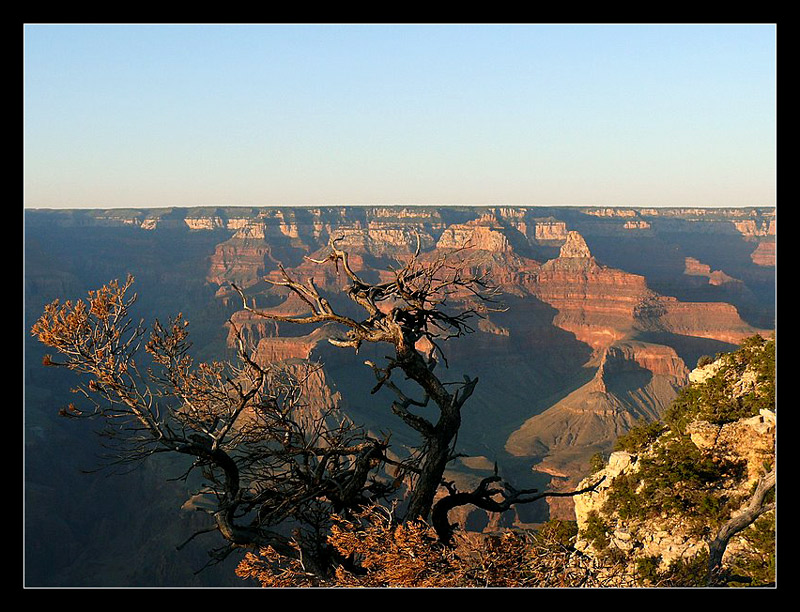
left=603, top=432, right=745, bottom=531
left=696, top=355, right=715, bottom=368
left=665, top=334, right=775, bottom=433
left=580, top=335, right=775, bottom=586
left=614, top=419, right=667, bottom=454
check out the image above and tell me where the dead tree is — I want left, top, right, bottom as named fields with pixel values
left=231, top=238, right=505, bottom=523
left=31, top=275, right=395, bottom=577
left=32, top=242, right=602, bottom=580
left=232, top=237, right=600, bottom=529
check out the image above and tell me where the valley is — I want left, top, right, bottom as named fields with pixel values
left=24, top=205, right=775, bottom=585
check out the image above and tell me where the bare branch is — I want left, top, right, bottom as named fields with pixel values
left=31, top=276, right=399, bottom=572
left=229, top=240, right=507, bottom=522
left=431, top=474, right=606, bottom=543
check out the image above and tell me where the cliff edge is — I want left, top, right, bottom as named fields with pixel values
left=571, top=335, right=775, bottom=586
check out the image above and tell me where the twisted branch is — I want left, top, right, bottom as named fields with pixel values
left=432, top=472, right=606, bottom=543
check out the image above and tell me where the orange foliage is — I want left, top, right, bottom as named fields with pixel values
left=235, top=505, right=588, bottom=588
left=236, top=544, right=323, bottom=588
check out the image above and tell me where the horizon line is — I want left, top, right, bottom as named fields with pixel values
left=24, top=203, right=777, bottom=212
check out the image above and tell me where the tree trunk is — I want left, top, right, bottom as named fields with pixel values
left=394, top=342, right=463, bottom=522
left=405, top=435, right=454, bottom=521
left=707, top=469, right=775, bottom=585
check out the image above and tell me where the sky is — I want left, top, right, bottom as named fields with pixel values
left=23, top=23, right=777, bottom=209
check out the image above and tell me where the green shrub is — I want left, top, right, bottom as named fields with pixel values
left=589, top=452, right=606, bottom=474
left=634, top=555, right=662, bottom=585
left=728, top=514, right=775, bottom=586
left=581, top=511, right=611, bottom=551
left=665, top=335, right=775, bottom=433
left=697, top=355, right=714, bottom=368
left=650, top=553, right=709, bottom=587
left=614, top=420, right=667, bottom=453
left=603, top=431, right=745, bottom=529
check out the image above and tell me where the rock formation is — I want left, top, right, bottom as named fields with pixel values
left=506, top=341, right=689, bottom=478
left=24, top=204, right=775, bottom=586
left=750, top=240, right=775, bottom=266
left=571, top=338, right=775, bottom=585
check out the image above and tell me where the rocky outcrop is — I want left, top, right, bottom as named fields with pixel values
left=732, top=219, right=775, bottom=238
left=533, top=233, right=653, bottom=349
left=683, top=257, right=741, bottom=286
left=585, top=208, right=639, bottom=218
left=506, top=342, right=689, bottom=478
left=330, top=225, right=437, bottom=255
left=531, top=231, right=762, bottom=350
left=573, top=408, right=775, bottom=573
left=207, top=239, right=275, bottom=287
left=571, top=341, right=775, bottom=584
left=532, top=219, right=569, bottom=242
left=644, top=296, right=762, bottom=345
left=599, top=342, right=689, bottom=386
left=750, top=240, right=775, bottom=266
left=686, top=412, right=775, bottom=487
left=557, top=231, right=593, bottom=259
left=436, top=214, right=513, bottom=252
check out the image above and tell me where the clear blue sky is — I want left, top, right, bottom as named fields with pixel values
left=23, top=23, right=776, bottom=209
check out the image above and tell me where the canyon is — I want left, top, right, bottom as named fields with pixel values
left=24, top=205, right=775, bottom=585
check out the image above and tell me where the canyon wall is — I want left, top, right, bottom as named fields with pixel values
left=24, top=205, right=775, bottom=584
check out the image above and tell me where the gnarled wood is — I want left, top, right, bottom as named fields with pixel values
left=707, top=468, right=775, bottom=585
